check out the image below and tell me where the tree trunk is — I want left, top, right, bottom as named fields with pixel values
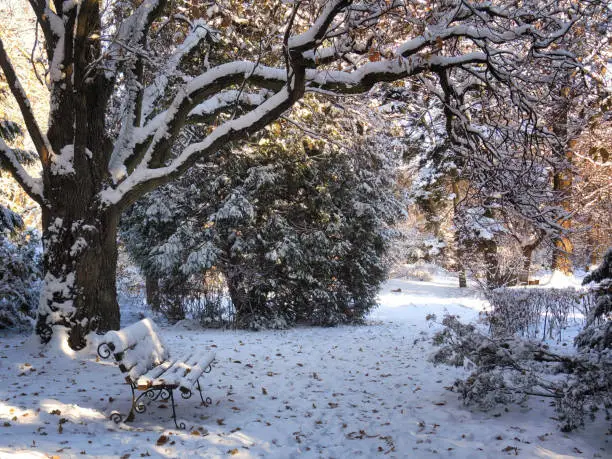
left=452, top=180, right=467, bottom=288
left=225, top=266, right=270, bottom=327
left=225, top=268, right=250, bottom=326
left=551, top=162, right=573, bottom=274
left=551, top=77, right=573, bottom=275
left=36, top=207, right=120, bottom=350
left=482, top=237, right=500, bottom=288
left=30, top=0, right=121, bottom=349
left=145, top=273, right=161, bottom=312
left=519, top=245, right=535, bottom=285
left=458, top=265, right=467, bottom=288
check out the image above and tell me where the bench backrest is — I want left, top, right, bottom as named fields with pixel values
left=98, top=318, right=170, bottom=383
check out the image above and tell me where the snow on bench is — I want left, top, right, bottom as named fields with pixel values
left=97, top=318, right=215, bottom=429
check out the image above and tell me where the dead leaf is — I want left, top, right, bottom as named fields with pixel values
left=502, top=445, right=519, bottom=455
left=156, top=435, right=169, bottom=446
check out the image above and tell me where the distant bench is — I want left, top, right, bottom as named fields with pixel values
left=97, top=318, right=215, bottom=429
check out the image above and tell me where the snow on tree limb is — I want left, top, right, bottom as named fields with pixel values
left=0, top=139, right=44, bottom=204
left=5, top=0, right=586, bottom=215
left=187, top=89, right=271, bottom=123
left=140, top=19, right=218, bottom=122
left=27, top=1, right=62, bottom=61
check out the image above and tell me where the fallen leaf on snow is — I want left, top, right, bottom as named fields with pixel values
left=156, top=435, right=169, bottom=446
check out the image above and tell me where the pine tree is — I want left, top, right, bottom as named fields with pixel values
left=123, top=112, right=406, bottom=328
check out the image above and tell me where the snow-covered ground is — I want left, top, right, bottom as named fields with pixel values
left=0, top=274, right=609, bottom=458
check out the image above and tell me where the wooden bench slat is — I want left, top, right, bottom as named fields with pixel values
left=153, top=353, right=195, bottom=386
left=135, top=359, right=176, bottom=389
left=138, top=353, right=194, bottom=388
left=177, top=352, right=215, bottom=391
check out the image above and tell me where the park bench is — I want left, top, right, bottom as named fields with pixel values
left=97, top=318, right=215, bottom=429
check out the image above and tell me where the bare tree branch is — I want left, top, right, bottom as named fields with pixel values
left=0, top=36, right=51, bottom=164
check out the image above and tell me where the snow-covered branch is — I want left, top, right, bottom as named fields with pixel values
left=187, top=89, right=271, bottom=123
left=26, top=0, right=62, bottom=61
left=0, top=139, right=44, bottom=205
left=140, top=19, right=218, bottom=122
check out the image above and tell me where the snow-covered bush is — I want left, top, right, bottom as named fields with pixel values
left=485, top=287, right=586, bottom=341
left=390, top=262, right=437, bottom=282
left=0, top=229, right=42, bottom=330
left=432, top=297, right=611, bottom=431
left=577, top=248, right=612, bottom=349
left=122, top=122, right=406, bottom=329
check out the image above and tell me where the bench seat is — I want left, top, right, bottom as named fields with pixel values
left=136, top=351, right=216, bottom=391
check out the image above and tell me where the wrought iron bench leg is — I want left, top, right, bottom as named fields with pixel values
left=168, top=389, right=186, bottom=430
left=126, top=383, right=137, bottom=422
left=110, top=383, right=137, bottom=424
left=196, top=379, right=212, bottom=406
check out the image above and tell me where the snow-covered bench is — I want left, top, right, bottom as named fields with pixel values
left=97, top=318, right=215, bottom=429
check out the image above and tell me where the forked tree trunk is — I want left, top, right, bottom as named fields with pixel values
left=26, top=0, right=124, bottom=349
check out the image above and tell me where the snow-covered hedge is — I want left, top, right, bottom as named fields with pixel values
left=485, top=287, right=587, bottom=341
left=0, top=230, right=42, bottom=330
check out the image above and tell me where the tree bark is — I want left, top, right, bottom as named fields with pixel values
left=551, top=78, right=573, bottom=275
left=519, top=245, right=535, bottom=285
left=36, top=206, right=120, bottom=349
left=482, top=237, right=500, bottom=288
left=145, top=274, right=161, bottom=312
left=552, top=163, right=573, bottom=274
left=452, top=180, right=467, bottom=288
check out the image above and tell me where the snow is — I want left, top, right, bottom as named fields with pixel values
left=50, top=145, right=76, bottom=175
left=0, top=274, right=608, bottom=458
left=540, top=270, right=584, bottom=289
